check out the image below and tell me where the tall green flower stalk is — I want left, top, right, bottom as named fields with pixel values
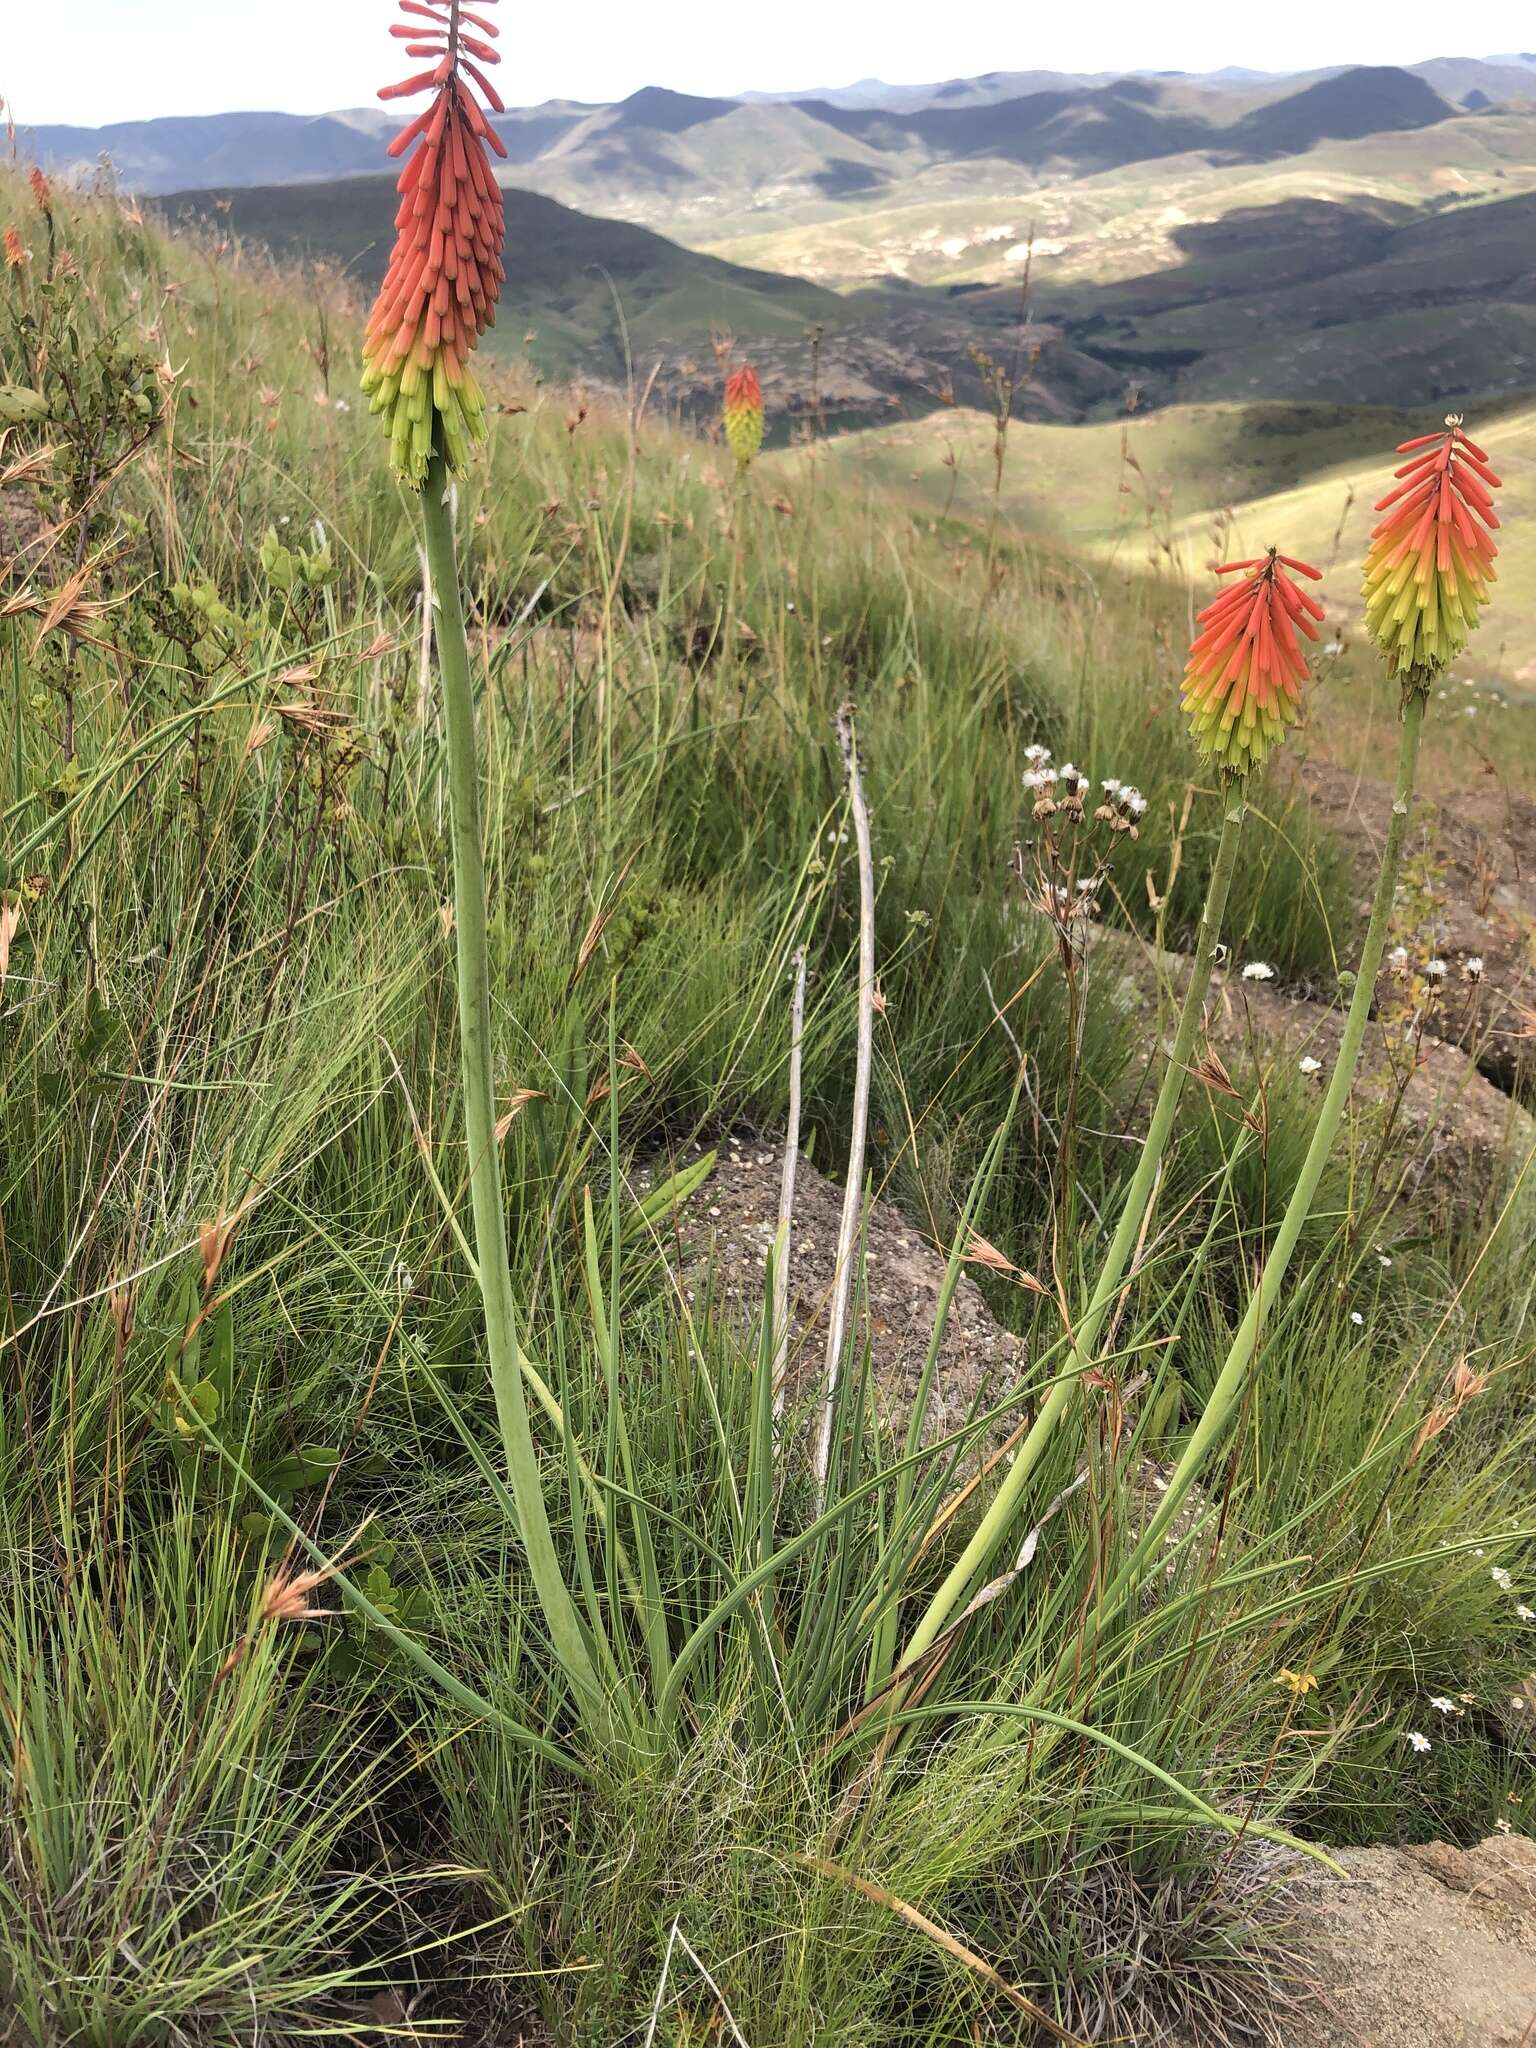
left=421, top=449, right=602, bottom=1718
left=361, top=0, right=601, bottom=1724
left=1105, top=418, right=1504, bottom=1602
left=898, top=547, right=1326, bottom=1678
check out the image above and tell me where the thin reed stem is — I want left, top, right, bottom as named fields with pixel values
left=898, top=773, right=1250, bottom=1673
left=421, top=444, right=602, bottom=1724
left=813, top=706, right=875, bottom=1510
left=772, top=945, right=808, bottom=1422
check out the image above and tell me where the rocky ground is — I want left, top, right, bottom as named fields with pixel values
left=1285, top=1832, right=1536, bottom=2047
left=1290, top=752, right=1536, bottom=1094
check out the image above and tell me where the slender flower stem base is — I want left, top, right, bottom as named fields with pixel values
left=421, top=447, right=602, bottom=1724
left=1107, top=685, right=1428, bottom=1603
left=896, top=775, right=1250, bottom=1676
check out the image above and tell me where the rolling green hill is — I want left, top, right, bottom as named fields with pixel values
left=154, top=177, right=850, bottom=382
left=153, top=175, right=1125, bottom=428
left=782, top=397, right=1536, bottom=676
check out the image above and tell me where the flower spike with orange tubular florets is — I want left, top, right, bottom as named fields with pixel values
left=1362, top=417, right=1500, bottom=679
left=723, top=365, right=764, bottom=469
left=1180, top=547, right=1323, bottom=776
left=361, top=0, right=508, bottom=487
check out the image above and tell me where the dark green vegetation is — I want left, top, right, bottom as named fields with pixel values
left=2, top=170, right=1535, bottom=2046
left=154, top=175, right=849, bottom=384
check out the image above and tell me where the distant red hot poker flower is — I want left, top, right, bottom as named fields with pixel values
left=1362, top=418, right=1500, bottom=677
left=360, top=0, right=508, bottom=486
left=3, top=227, right=26, bottom=269
left=28, top=168, right=50, bottom=211
left=723, top=365, right=764, bottom=468
left=1180, top=548, right=1323, bottom=776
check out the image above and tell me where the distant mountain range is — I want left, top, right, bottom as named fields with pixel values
left=20, top=57, right=1536, bottom=222
left=23, top=52, right=1535, bottom=441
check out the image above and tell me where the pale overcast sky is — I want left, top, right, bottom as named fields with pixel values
left=4, top=0, right=1535, bottom=129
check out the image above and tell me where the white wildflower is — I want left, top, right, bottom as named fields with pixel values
left=1298, top=1055, right=1322, bottom=1075
left=1428, top=1696, right=1459, bottom=1715
left=1405, top=1730, right=1431, bottom=1753
left=1350, top=1311, right=1364, bottom=1327
left=1518, top=1605, right=1535, bottom=1621
left=1426, top=959, right=1449, bottom=980
left=1023, top=743, right=1052, bottom=766
left=1462, top=957, right=1484, bottom=982
left=1241, top=961, right=1275, bottom=983
left=1492, top=1566, right=1513, bottom=1590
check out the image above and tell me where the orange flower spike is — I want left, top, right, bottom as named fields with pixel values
left=723, top=365, right=764, bottom=469
left=1180, top=548, right=1323, bottom=776
left=360, top=0, right=508, bottom=486
left=3, top=226, right=26, bottom=268
left=1362, top=415, right=1500, bottom=677
left=28, top=167, right=50, bottom=211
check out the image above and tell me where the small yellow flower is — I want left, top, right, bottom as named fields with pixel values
left=1275, top=1668, right=1319, bottom=1698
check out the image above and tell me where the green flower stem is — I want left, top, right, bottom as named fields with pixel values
left=1106, top=685, right=1428, bottom=1605
left=898, top=774, right=1250, bottom=1675
left=422, top=446, right=602, bottom=1725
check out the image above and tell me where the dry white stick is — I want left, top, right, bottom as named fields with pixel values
left=772, top=945, right=809, bottom=1421
left=813, top=706, right=876, bottom=1509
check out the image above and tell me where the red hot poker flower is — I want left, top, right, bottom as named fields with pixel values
left=723, top=365, right=764, bottom=468
left=1362, top=417, right=1500, bottom=677
left=360, top=0, right=508, bottom=486
left=28, top=168, right=50, bottom=211
left=3, top=227, right=26, bottom=269
left=1180, top=548, right=1323, bottom=776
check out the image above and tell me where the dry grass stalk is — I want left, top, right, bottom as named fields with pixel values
left=813, top=706, right=875, bottom=1508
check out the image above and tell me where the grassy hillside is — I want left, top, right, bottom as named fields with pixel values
left=3, top=164, right=1535, bottom=2046
left=791, top=397, right=1536, bottom=679
left=154, top=174, right=1126, bottom=430
left=154, top=175, right=850, bottom=383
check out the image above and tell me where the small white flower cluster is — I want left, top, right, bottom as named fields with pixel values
left=1298, top=1054, right=1323, bottom=1076
left=1095, top=777, right=1148, bottom=836
left=1241, top=961, right=1275, bottom=983
left=1462, top=956, right=1485, bottom=983
left=1425, top=958, right=1449, bottom=981
left=1023, top=746, right=1092, bottom=822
